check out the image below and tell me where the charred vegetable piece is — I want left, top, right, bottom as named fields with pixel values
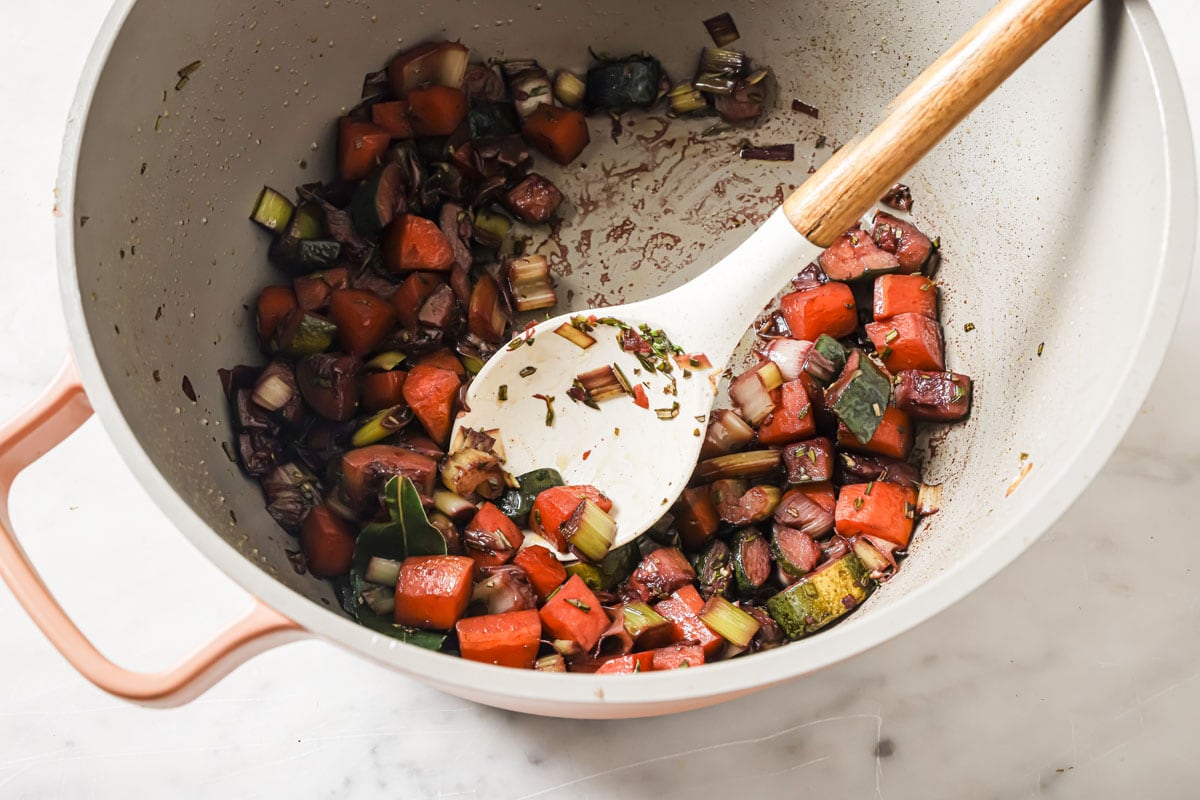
left=872, top=211, right=933, bottom=272
left=586, top=55, right=663, bottom=110
left=703, top=12, right=740, bottom=46
left=565, top=539, right=640, bottom=593
left=728, top=361, right=783, bottom=426
left=269, top=236, right=342, bottom=276
left=893, top=369, right=972, bottom=421
left=386, top=41, right=470, bottom=96
left=553, top=69, right=586, bottom=108
left=668, top=82, right=708, bottom=115
left=730, top=528, right=773, bottom=594
left=771, top=524, right=822, bottom=578
left=695, top=539, right=734, bottom=599
left=300, top=503, right=357, bottom=577
left=441, top=448, right=506, bottom=499
left=778, top=283, right=858, bottom=340
left=817, top=225, right=901, bottom=282
left=622, top=547, right=696, bottom=603
left=294, top=268, right=349, bottom=313
left=836, top=452, right=921, bottom=488
left=467, top=101, right=521, bottom=140
left=654, top=586, right=724, bottom=658
left=835, top=481, right=918, bottom=546
left=825, top=351, right=891, bottom=445
left=765, top=552, right=873, bottom=639
left=621, top=602, right=674, bottom=650
left=713, top=79, right=766, bottom=125
left=250, top=186, right=294, bottom=234
left=296, top=353, right=360, bottom=421
left=503, top=173, right=563, bottom=224
left=255, top=286, right=298, bottom=348
left=351, top=405, right=411, bottom=447
left=350, top=162, right=402, bottom=236
left=673, top=485, right=721, bottom=551
left=781, top=437, right=835, bottom=483
left=250, top=360, right=303, bottom=424
left=773, top=486, right=835, bottom=538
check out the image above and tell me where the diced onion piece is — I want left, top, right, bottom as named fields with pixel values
left=562, top=499, right=617, bottom=564
left=851, top=536, right=892, bottom=575
left=699, top=596, right=760, bottom=648
left=250, top=373, right=295, bottom=412
left=700, top=409, right=756, bottom=458
left=760, top=338, right=813, bottom=382
left=916, top=482, right=943, bottom=516
left=553, top=322, right=596, bottom=349
left=364, top=556, right=403, bottom=586
left=729, top=362, right=780, bottom=425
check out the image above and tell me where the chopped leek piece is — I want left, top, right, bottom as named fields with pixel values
left=700, top=47, right=748, bottom=75
left=695, top=449, right=782, bottom=481
left=433, top=489, right=477, bottom=522
left=699, top=596, right=760, bottom=648
left=351, top=405, right=409, bottom=447
left=553, top=322, right=596, bottom=349
left=472, top=208, right=513, bottom=249
left=505, top=255, right=557, bottom=312
left=577, top=365, right=630, bottom=403
left=562, top=499, right=617, bottom=563
left=535, top=653, right=567, bottom=672
left=668, top=82, right=708, bottom=115
left=274, top=312, right=337, bottom=357
left=363, top=351, right=406, bottom=371
left=250, top=186, right=294, bottom=234
left=364, top=556, right=402, bottom=586
left=359, top=585, right=396, bottom=616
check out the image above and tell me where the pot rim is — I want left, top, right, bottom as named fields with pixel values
left=52, top=0, right=1197, bottom=712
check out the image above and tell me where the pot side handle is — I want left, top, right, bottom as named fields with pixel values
left=0, top=357, right=305, bottom=707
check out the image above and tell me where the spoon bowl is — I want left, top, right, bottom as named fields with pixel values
left=456, top=212, right=822, bottom=548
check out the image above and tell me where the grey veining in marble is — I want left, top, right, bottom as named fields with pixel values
left=0, top=1, right=1196, bottom=797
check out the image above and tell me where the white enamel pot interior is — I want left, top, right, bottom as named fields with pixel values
left=56, top=0, right=1195, bottom=718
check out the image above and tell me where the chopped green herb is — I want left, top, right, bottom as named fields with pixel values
left=565, top=597, right=591, bottom=612
left=532, top=393, right=555, bottom=426
left=655, top=402, right=680, bottom=420
left=964, top=322, right=976, bottom=332
left=506, top=338, right=525, bottom=351
left=885, top=329, right=899, bottom=344
left=864, top=481, right=874, bottom=496
left=498, top=384, right=508, bottom=402
left=854, top=497, right=864, bottom=511
left=1037, top=342, right=1045, bottom=357
left=520, top=366, right=537, bottom=378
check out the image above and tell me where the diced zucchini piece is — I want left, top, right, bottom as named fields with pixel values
left=730, top=528, right=772, bottom=594
left=467, top=102, right=520, bottom=140
left=827, top=352, right=891, bottom=444
left=809, top=334, right=847, bottom=383
left=274, top=312, right=338, bottom=357
left=585, top=56, right=663, bottom=110
left=765, top=552, right=873, bottom=639
left=350, top=162, right=401, bottom=236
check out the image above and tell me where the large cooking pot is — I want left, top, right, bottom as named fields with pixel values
left=0, top=0, right=1191, bottom=718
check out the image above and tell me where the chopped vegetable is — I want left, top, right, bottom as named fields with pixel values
left=865, top=313, right=945, bottom=372
left=699, top=409, right=756, bottom=459
left=778, top=283, right=858, bottom=341
left=695, top=449, right=782, bottom=482
left=384, top=215, right=456, bottom=272
left=401, top=365, right=461, bottom=445
left=765, top=552, right=872, bottom=639
left=825, top=350, right=892, bottom=444
left=893, top=369, right=972, bottom=421
left=756, top=379, right=815, bottom=445
left=300, top=503, right=356, bottom=577
left=817, top=224, right=901, bottom=281
left=835, top=482, right=918, bottom=546
left=503, top=173, right=563, bottom=223
left=668, top=82, right=708, bottom=115
left=703, top=12, right=741, bottom=46
left=393, top=555, right=475, bottom=630
left=561, top=499, right=618, bottom=563
left=530, top=485, right=613, bottom=552
left=651, top=644, right=706, bottom=670
left=673, top=485, right=721, bottom=551
left=553, top=322, right=596, bottom=350
left=456, top=609, right=542, bottom=669
left=522, top=104, right=591, bottom=165
left=553, top=69, right=586, bottom=108
left=622, top=547, right=696, bottom=603
left=586, top=55, right=663, bottom=110
left=837, top=406, right=914, bottom=460
left=539, top=574, right=610, bottom=651
left=512, top=545, right=568, bottom=601
left=873, top=273, right=938, bottom=321
left=328, top=289, right=396, bottom=357
left=336, top=117, right=390, bottom=182
left=739, top=144, right=794, bottom=162
left=655, top=586, right=724, bottom=658
left=386, top=41, right=470, bottom=96
left=699, top=596, right=761, bottom=648
left=730, top=528, right=773, bottom=593
left=872, top=211, right=934, bottom=272
left=504, top=254, right=558, bottom=311
left=880, top=183, right=914, bottom=211
left=250, top=186, right=294, bottom=234
left=351, top=405, right=410, bottom=447
left=773, top=486, right=835, bottom=538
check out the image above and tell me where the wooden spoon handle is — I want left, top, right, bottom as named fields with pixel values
left=783, top=0, right=1092, bottom=246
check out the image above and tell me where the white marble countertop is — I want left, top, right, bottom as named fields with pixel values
left=0, top=2, right=1196, bottom=797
